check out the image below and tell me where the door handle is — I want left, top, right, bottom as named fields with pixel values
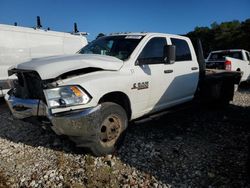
left=164, top=70, right=173, bottom=74
left=191, top=67, right=198, bottom=70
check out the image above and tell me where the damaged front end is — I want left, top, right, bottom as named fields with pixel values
left=5, top=70, right=101, bottom=146
left=5, top=70, right=47, bottom=119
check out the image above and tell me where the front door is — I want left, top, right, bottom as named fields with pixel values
left=133, top=37, right=170, bottom=114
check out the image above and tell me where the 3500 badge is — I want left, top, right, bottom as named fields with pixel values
left=131, top=82, right=149, bottom=90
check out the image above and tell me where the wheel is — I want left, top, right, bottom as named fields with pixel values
left=90, top=102, right=128, bottom=156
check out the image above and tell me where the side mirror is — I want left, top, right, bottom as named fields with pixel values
left=164, top=45, right=176, bottom=64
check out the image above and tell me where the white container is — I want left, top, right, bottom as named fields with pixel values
left=0, top=24, right=88, bottom=96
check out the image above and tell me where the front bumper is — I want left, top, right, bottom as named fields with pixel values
left=4, top=92, right=47, bottom=119
left=4, top=91, right=101, bottom=145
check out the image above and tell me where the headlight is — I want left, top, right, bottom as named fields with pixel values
left=44, top=86, right=91, bottom=108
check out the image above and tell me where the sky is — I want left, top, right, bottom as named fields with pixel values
left=0, top=0, right=249, bottom=41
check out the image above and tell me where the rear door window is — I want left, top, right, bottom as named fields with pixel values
left=170, top=38, right=192, bottom=61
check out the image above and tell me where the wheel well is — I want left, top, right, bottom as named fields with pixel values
left=99, top=92, right=132, bottom=120
left=236, top=68, right=241, bottom=71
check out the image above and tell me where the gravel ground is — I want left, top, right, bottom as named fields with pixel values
left=0, top=85, right=250, bottom=188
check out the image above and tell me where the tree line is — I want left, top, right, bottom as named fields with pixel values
left=186, top=18, right=250, bottom=57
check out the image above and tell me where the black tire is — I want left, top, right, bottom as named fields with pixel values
left=90, top=102, right=128, bottom=156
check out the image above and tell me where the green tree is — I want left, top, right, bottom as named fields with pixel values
left=186, top=18, right=250, bottom=57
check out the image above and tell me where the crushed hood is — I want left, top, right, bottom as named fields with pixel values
left=10, top=54, right=123, bottom=80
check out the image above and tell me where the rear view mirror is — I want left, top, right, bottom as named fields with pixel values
left=164, top=45, right=176, bottom=64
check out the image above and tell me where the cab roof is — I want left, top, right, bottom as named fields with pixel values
left=109, top=32, right=189, bottom=40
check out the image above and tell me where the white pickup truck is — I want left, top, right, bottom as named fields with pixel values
left=206, top=49, right=250, bottom=82
left=5, top=33, right=242, bottom=156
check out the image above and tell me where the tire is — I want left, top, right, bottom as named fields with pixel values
left=90, top=102, right=128, bottom=156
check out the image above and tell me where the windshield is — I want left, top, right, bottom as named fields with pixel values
left=78, top=35, right=144, bottom=60
left=208, top=51, right=243, bottom=61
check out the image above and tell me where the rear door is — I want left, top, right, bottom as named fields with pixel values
left=161, top=37, right=199, bottom=106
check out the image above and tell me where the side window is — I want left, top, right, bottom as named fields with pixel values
left=245, top=52, right=250, bottom=61
left=138, top=37, right=166, bottom=64
left=170, top=38, right=192, bottom=61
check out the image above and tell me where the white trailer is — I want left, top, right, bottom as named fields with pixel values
left=0, top=24, right=88, bottom=96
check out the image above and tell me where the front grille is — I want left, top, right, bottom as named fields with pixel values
left=13, top=71, right=45, bottom=101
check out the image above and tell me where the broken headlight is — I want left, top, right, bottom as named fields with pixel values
left=44, top=86, right=91, bottom=108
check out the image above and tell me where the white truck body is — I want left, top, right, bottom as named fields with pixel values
left=206, top=49, right=250, bottom=82
left=5, top=33, right=242, bottom=155
left=0, top=24, right=88, bottom=96
left=8, top=33, right=199, bottom=119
